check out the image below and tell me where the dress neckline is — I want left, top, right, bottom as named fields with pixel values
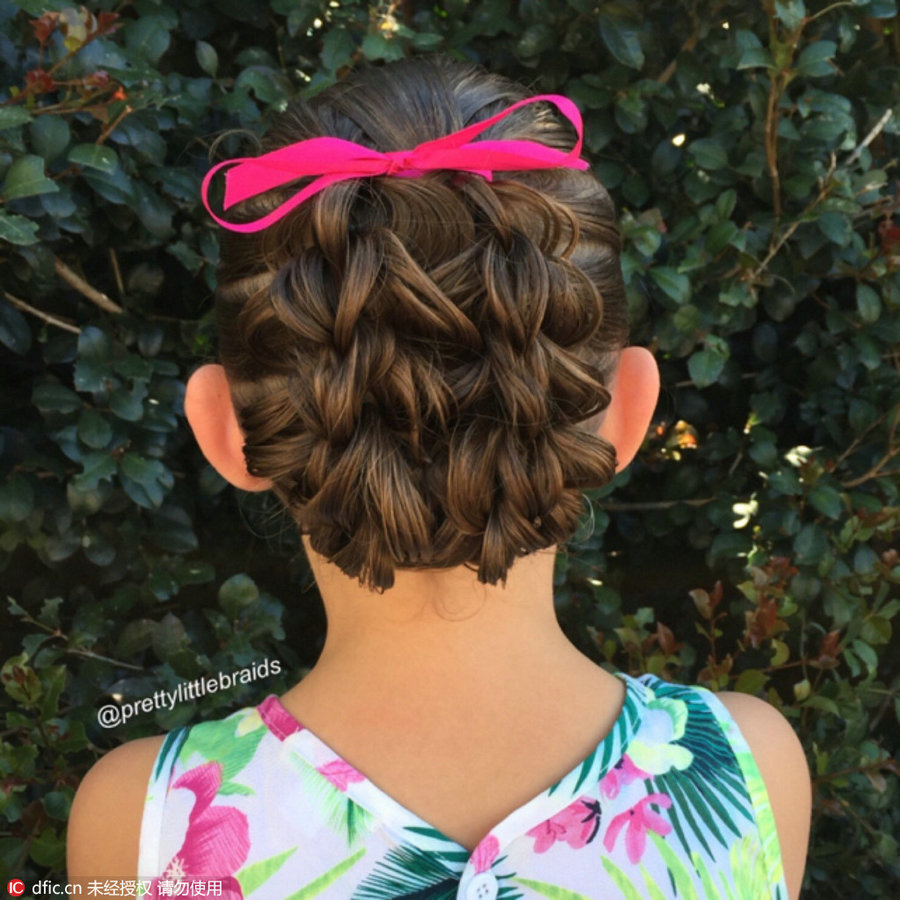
left=256, top=670, right=650, bottom=867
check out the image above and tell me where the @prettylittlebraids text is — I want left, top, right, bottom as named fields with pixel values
left=97, top=658, right=282, bottom=727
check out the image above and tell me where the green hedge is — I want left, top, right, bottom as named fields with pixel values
left=1, top=0, right=898, bottom=895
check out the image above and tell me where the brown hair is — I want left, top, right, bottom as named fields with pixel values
left=212, top=53, right=630, bottom=593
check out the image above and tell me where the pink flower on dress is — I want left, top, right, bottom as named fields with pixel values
left=152, top=761, right=250, bottom=899
left=600, top=754, right=650, bottom=799
left=317, top=758, right=366, bottom=791
left=258, top=695, right=305, bottom=739
left=602, top=792, right=672, bottom=864
left=471, top=834, right=500, bottom=872
left=526, top=797, right=602, bottom=853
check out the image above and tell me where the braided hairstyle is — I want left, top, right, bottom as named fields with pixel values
left=213, top=53, right=630, bottom=594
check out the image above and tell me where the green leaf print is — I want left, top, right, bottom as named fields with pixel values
left=642, top=683, right=756, bottom=862
left=178, top=708, right=267, bottom=782
left=690, top=849, right=724, bottom=900
left=352, top=844, right=461, bottom=899
left=237, top=847, right=297, bottom=896
left=550, top=681, right=642, bottom=798
left=648, top=831, right=699, bottom=900
left=600, top=857, right=644, bottom=900
left=639, top=864, right=671, bottom=900
left=735, top=750, right=785, bottom=890
left=720, top=835, right=771, bottom=900
left=153, top=726, right=188, bottom=781
left=285, top=847, right=366, bottom=900
left=513, top=876, right=593, bottom=899
left=659, top=777, right=714, bottom=858
left=286, top=751, right=376, bottom=846
left=218, top=780, right=255, bottom=796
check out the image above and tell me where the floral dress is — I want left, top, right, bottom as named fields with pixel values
left=137, top=672, right=788, bottom=899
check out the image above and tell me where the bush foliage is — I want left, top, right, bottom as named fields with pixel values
left=1, top=0, right=899, bottom=895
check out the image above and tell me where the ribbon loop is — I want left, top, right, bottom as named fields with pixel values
left=203, top=93, right=590, bottom=234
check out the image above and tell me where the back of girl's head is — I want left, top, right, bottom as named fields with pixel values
left=213, top=53, right=630, bottom=594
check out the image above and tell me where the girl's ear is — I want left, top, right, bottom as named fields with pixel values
left=184, top=364, right=274, bottom=492
left=596, top=346, right=661, bottom=474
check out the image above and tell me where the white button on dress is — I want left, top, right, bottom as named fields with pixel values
left=465, top=872, right=498, bottom=900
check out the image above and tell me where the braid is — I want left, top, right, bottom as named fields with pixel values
left=214, top=54, right=629, bottom=593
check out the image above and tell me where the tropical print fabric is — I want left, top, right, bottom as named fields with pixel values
left=137, top=672, right=788, bottom=899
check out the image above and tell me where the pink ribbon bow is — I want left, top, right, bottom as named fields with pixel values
left=201, top=93, right=590, bottom=233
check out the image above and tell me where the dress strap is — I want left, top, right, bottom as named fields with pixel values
left=137, top=727, right=189, bottom=879
left=694, top=686, right=788, bottom=894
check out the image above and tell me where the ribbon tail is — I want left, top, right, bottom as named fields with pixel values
left=413, top=94, right=585, bottom=165
left=202, top=171, right=354, bottom=234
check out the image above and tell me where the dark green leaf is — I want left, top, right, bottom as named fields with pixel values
left=768, top=469, right=801, bottom=496
left=30, top=115, right=71, bottom=161
left=167, top=240, right=204, bottom=273
left=411, top=32, right=443, bottom=50
left=688, top=138, right=728, bottom=170
left=735, top=668, right=769, bottom=695
left=68, top=143, right=119, bottom=175
left=219, top=574, right=260, bottom=619
left=673, top=304, right=702, bottom=333
left=0, top=300, right=32, bottom=355
left=77, top=408, right=113, bottom=449
left=516, top=23, right=554, bottom=57
left=715, top=189, right=737, bottom=220
left=775, top=0, right=806, bottom=30
left=83, top=164, right=136, bottom=205
left=2, top=154, right=59, bottom=201
left=816, top=211, right=852, bottom=246
left=856, top=284, right=881, bottom=323
left=794, top=523, right=829, bottom=564
left=72, top=451, right=117, bottom=491
left=688, top=349, right=726, bottom=388
left=132, top=181, right=174, bottom=238
left=78, top=325, right=112, bottom=360
left=125, top=15, right=172, bottom=63
left=29, top=827, right=65, bottom=869
left=737, top=46, right=774, bottom=69
left=321, top=28, right=355, bottom=71
left=120, top=475, right=165, bottom=509
left=116, top=619, right=158, bottom=657
left=650, top=266, right=691, bottom=304
left=0, top=474, right=34, bottom=523
left=360, top=33, right=405, bottom=62
left=795, top=41, right=836, bottom=79
left=109, top=381, right=148, bottom=421
left=112, top=354, right=153, bottom=380
left=152, top=612, right=189, bottom=661
left=0, top=209, right=39, bottom=245
left=33, top=382, right=81, bottom=414
left=706, top=221, right=739, bottom=255
left=808, top=485, right=844, bottom=519
left=196, top=40, right=218, bottom=76
left=119, top=453, right=166, bottom=487
left=0, top=107, right=32, bottom=129
left=858, top=0, right=897, bottom=15
left=598, top=12, right=644, bottom=69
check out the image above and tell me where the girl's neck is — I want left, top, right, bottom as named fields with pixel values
left=295, top=536, right=599, bottom=707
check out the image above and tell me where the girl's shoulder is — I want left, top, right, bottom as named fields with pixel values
left=67, top=698, right=262, bottom=884
left=67, top=733, right=168, bottom=883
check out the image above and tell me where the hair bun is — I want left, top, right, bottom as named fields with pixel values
left=213, top=55, right=629, bottom=593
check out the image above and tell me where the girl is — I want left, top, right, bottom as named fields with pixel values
left=68, top=54, right=811, bottom=899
